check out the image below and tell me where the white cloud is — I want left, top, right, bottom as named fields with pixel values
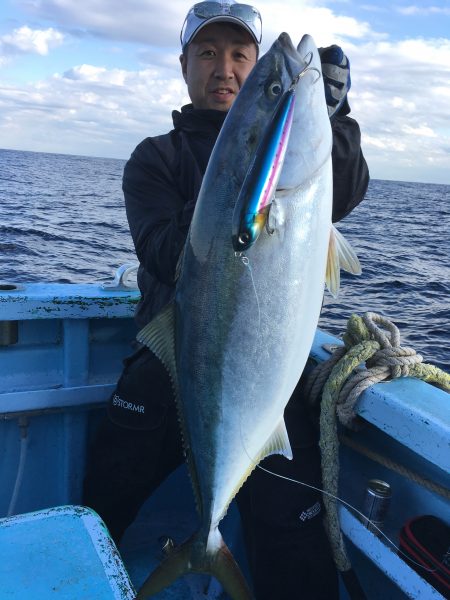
left=255, top=0, right=381, bottom=50
left=0, top=62, right=189, bottom=157
left=0, top=25, right=64, bottom=56
left=398, top=5, right=450, bottom=17
left=402, top=124, right=437, bottom=138
left=61, top=64, right=134, bottom=85
left=348, top=35, right=450, bottom=182
left=18, top=0, right=188, bottom=46
left=16, top=0, right=379, bottom=49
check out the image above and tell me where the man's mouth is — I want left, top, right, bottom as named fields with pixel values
left=211, top=88, right=235, bottom=96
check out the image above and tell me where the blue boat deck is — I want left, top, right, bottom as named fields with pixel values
left=0, top=282, right=449, bottom=598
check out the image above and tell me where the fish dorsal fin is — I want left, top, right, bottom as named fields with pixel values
left=259, top=418, right=293, bottom=462
left=326, top=225, right=362, bottom=298
left=136, top=302, right=178, bottom=391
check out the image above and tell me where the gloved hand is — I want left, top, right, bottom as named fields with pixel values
left=318, top=45, right=351, bottom=118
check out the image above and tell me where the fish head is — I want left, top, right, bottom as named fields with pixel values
left=224, top=33, right=313, bottom=251
left=208, top=32, right=309, bottom=190
left=189, top=32, right=309, bottom=259
left=277, top=34, right=332, bottom=192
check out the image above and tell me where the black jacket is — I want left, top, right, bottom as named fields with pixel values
left=123, top=104, right=369, bottom=328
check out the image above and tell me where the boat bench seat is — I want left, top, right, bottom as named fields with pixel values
left=0, top=505, right=135, bottom=599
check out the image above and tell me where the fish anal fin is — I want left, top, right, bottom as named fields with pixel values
left=326, top=225, right=361, bottom=298
left=259, top=418, right=293, bottom=462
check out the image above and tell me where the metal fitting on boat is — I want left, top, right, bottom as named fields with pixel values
left=101, top=263, right=139, bottom=291
left=0, top=321, right=18, bottom=346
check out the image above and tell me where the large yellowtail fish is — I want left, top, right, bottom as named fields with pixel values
left=136, top=32, right=360, bottom=599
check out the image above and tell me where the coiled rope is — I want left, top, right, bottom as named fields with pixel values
left=305, top=311, right=450, bottom=573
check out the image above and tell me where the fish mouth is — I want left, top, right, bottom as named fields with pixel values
left=275, top=32, right=304, bottom=82
left=277, top=32, right=298, bottom=57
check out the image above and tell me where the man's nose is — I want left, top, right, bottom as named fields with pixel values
left=214, top=55, right=234, bottom=79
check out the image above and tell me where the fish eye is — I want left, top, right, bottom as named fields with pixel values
left=267, top=81, right=282, bottom=99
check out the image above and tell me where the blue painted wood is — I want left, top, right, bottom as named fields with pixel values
left=339, top=507, right=444, bottom=599
left=0, top=283, right=139, bottom=320
left=0, top=506, right=135, bottom=599
left=63, top=320, right=90, bottom=386
left=356, top=379, right=450, bottom=473
left=0, top=384, right=116, bottom=415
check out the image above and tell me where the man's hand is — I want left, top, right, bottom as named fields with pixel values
left=318, top=45, right=351, bottom=118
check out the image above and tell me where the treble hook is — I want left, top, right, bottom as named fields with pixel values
left=289, top=51, right=321, bottom=90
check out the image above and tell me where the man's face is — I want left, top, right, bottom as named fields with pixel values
left=180, top=23, right=258, bottom=111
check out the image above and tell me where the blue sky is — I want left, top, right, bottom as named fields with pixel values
left=1, top=0, right=450, bottom=184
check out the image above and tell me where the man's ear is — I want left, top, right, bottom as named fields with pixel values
left=179, top=53, right=188, bottom=83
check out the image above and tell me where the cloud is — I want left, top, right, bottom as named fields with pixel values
left=397, top=5, right=450, bottom=17
left=16, top=0, right=379, bottom=49
left=0, top=25, right=64, bottom=57
left=202, top=0, right=381, bottom=50
left=0, top=61, right=189, bottom=158
left=17, top=0, right=188, bottom=46
left=348, top=36, right=450, bottom=182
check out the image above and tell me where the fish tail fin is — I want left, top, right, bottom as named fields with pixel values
left=135, top=540, right=191, bottom=598
left=136, top=530, right=253, bottom=600
left=209, top=535, right=254, bottom=600
left=326, top=225, right=362, bottom=298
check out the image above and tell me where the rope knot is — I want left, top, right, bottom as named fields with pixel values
left=307, top=312, right=434, bottom=431
left=368, top=346, right=423, bottom=378
left=361, top=312, right=423, bottom=379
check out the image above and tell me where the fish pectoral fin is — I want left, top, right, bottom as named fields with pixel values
left=325, top=225, right=362, bottom=298
left=259, top=418, right=293, bottom=461
left=332, top=225, right=362, bottom=275
left=136, top=301, right=178, bottom=393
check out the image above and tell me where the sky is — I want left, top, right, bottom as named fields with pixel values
left=1, top=0, right=450, bottom=184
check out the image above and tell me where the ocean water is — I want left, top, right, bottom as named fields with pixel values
left=0, top=148, right=448, bottom=372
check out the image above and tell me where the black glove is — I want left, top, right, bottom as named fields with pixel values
left=319, top=45, right=351, bottom=118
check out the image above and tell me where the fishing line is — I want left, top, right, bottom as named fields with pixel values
left=257, top=462, right=437, bottom=574
left=236, top=252, right=261, bottom=334
left=237, top=425, right=436, bottom=574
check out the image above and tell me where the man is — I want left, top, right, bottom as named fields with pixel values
left=83, top=2, right=369, bottom=599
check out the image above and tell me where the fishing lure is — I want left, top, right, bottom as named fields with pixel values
left=232, top=53, right=320, bottom=253
left=231, top=85, right=296, bottom=252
